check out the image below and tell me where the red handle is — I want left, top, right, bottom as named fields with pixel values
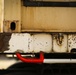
left=16, top=52, right=44, bottom=63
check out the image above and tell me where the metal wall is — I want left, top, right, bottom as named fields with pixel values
left=21, top=7, right=76, bottom=32
left=0, top=0, right=4, bottom=32
left=21, top=0, right=76, bottom=32
left=2, top=33, right=76, bottom=53
left=4, top=0, right=21, bottom=32
left=2, top=0, right=76, bottom=32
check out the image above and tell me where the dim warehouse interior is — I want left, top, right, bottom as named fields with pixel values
left=0, top=0, right=76, bottom=75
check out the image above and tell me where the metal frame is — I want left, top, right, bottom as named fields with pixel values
left=1, top=53, right=76, bottom=59
left=23, top=0, right=76, bottom=7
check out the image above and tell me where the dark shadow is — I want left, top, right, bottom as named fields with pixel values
left=10, top=22, right=16, bottom=31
